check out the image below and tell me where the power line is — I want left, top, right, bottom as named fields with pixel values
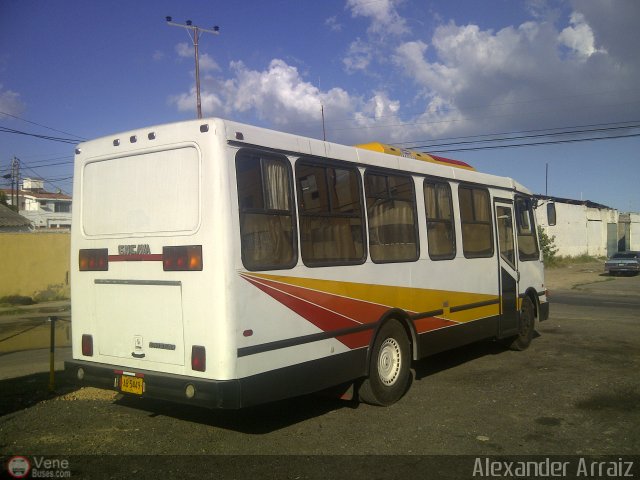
left=0, top=126, right=80, bottom=144
left=419, top=131, right=640, bottom=154
left=402, top=121, right=640, bottom=150
left=397, top=120, right=640, bottom=147
left=0, top=110, right=86, bottom=141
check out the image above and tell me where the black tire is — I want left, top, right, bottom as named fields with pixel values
left=507, top=296, right=535, bottom=351
left=359, top=319, right=411, bottom=406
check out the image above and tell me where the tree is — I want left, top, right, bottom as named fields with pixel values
left=538, top=226, right=558, bottom=264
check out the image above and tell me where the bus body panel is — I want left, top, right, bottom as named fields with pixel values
left=66, top=117, right=548, bottom=409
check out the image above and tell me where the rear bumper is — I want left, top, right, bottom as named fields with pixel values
left=65, top=360, right=242, bottom=409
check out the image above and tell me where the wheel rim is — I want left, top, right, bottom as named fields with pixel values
left=377, top=338, right=402, bottom=386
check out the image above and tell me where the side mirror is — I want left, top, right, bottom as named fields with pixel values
left=547, top=202, right=557, bottom=226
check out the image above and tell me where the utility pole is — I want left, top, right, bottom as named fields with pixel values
left=545, top=162, right=549, bottom=196
left=166, top=17, right=220, bottom=119
left=12, top=157, right=20, bottom=211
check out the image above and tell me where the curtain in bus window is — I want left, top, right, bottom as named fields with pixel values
left=459, top=186, right=493, bottom=258
left=240, top=214, right=293, bottom=268
left=366, top=173, right=418, bottom=262
left=264, top=159, right=289, bottom=211
left=296, top=162, right=364, bottom=265
left=424, top=181, right=455, bottom=259
left=236, top=151, right=295, bottom=270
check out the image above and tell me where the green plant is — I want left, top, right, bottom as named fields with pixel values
left=538, top=226, right=558, bottom=264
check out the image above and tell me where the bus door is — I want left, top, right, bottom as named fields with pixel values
left=494, top=201, right=519, bottom=337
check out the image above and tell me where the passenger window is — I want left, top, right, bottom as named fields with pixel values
left=458, top=186, right=493, bottom=258
left=515, top=197, right=540, bottom=261
left=296, top=161, right=365, bottom=266
left=365, top=172, right=419, bottom=263
left=236, top=150, right=296, bottom=270
left=424, top=180, right=455, bottom=260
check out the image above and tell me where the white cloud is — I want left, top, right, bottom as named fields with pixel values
left=170, top=59, right=358, bottom=136
left=390, top=9, right=639, bottom=139
left=569, top=0, right=639, bottom=64
left=343, top=39, right=374, bottom=73
left=175, top=42, right=191, bottom=59
left=325, top=16, right=343, bottom=32
left=175, top=42, right=219, bottom=72
left=199, top=54, right=220, bottom=72
left=346, top=0, right=409, bottom=36
left=224, top=59, right=358, bottom=130
left=168, top=3, right=640, bottom=146
left=558, top=12, right=602, bottom=58
left=0, top=85, right=25, bottom=117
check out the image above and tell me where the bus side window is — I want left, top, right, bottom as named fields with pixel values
left=295, top=161, right=365, bottom=266
left=515, top=197, right=540, bottom=261
left=458, top=186, right=493, bottom=258
left=424, top=180, right=456, bottom=260
left=235, top=150, right=296, bottom=270
left=365, top=172, right=419, bottom=263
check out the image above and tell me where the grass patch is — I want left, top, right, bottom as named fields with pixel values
left=545, top=255, right=604, bottom=268
left=0, top=295, right=35, bottom=306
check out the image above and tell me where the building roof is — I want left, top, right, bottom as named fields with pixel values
left=0, top=204, right=32, bottom=227
left=534, top=194, right=613, bottom=211
left=0, top=188, right=72, bottom=201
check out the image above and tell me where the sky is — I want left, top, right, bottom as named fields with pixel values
left=1, top=0, right=639, bottom=211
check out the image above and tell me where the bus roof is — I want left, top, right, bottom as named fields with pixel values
left=75, top=117, right=532, bottom=196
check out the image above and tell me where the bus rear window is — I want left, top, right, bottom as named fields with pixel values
left=82, top=147, right=200, bottom=236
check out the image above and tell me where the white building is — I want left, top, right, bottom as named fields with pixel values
left=535, top=195, right=640, bottom=258
left=1, top=178, right=72, bottom=229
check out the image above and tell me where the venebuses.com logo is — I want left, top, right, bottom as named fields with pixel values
left=5, top=455, right=71, bottom=479
left=6, top=457, right=30, bottom=479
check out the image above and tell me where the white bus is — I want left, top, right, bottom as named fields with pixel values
left=66, top=118, right=549, bottom=408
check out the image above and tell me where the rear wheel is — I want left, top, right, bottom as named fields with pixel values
left=359, top=320, right=411, bottom=406
left=507, top=296, right=535, bottom=351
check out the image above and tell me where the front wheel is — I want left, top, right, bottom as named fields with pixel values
left=359, top=320, right=411, bottom=406
left=507, top=296, right=535, bottom=351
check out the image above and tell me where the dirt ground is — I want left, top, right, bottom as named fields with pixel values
left=544, top=260, right=609, bottom=291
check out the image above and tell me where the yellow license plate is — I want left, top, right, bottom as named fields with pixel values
left=120, top=375, right=144, bottom=395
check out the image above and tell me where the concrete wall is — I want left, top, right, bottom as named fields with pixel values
left=619, top=213, right=640, bottom=251
left=0, top=232, right=70, bottom=300
left=536, top=202, right=618, bottom=257
left=631, top=214, right=640, bottom=250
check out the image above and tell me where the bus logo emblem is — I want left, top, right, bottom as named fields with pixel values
left=118, top=244, right=151, bottom=255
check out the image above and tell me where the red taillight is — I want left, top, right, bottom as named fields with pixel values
left=79, top=249, right=108, bottom=271
left=191, top=345, right=206, bottom=372
left=163, top=245, right=203, bottom=271
left=82, top=334, right=94, bottom=356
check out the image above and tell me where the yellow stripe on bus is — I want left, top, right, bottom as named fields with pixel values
left=246, top=273, right=499, bottom=323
